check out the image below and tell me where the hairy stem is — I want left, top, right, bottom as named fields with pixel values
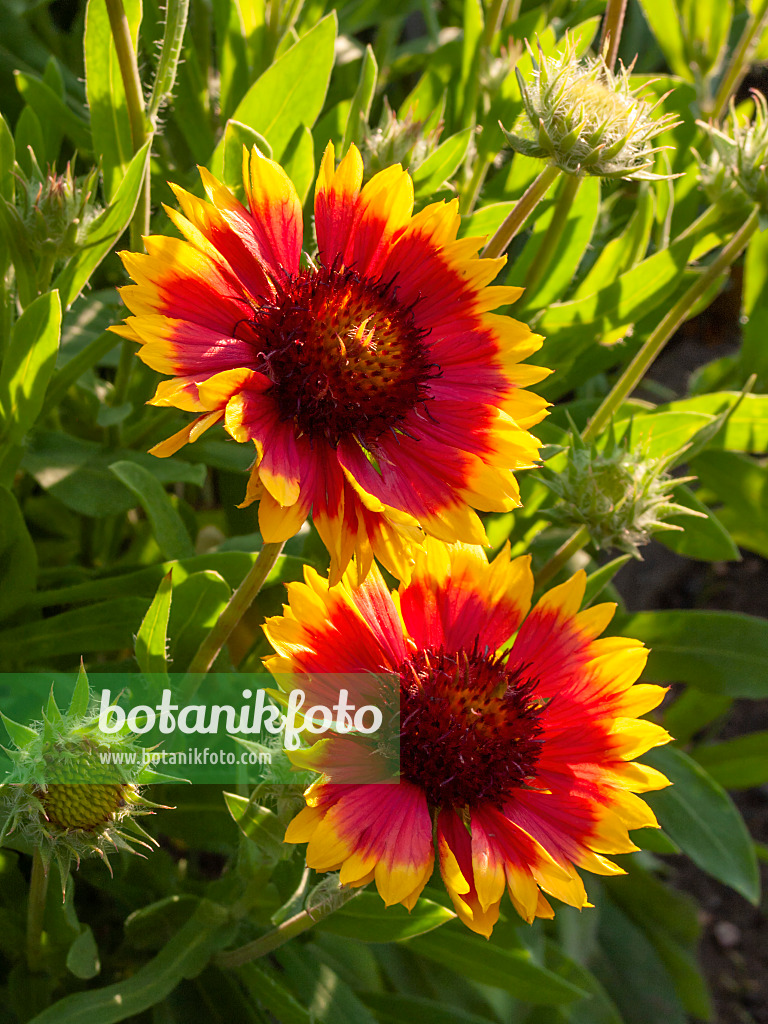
left=183, top=541, right=285, bottom=695
left=583, top=206, right=760, bottom=441
left=534, top=524, right=591, bottom=589
left=599, top=0, right=628, bottom=70
left=216, top=886, right=362, bottom=968
left=482, top=163, right=561, bottom=259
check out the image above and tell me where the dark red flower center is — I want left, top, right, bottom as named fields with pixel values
left=396, top=644, right=546, bottom=809
left=235, top=263, right=437, bottom=447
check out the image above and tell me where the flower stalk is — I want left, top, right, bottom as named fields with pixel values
left=599, top=0, right=629, bottom=71
left=183, top=541, right=286, bottom=692
left=482, top=163, right=561, bottom=258
left=584, top=205, right=760, bottom=441
left=216, top=886, right=361, bottom=968
left=534, top=524, right=590, bottom=589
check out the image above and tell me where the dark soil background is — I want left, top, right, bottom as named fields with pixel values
left=613, top=264, right=768, bottom=1024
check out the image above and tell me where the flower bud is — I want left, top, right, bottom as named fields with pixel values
left=540, top=422, right=703, bottom=557
left=696, top=92, right=768, bottom=217
left=361, top=99, right=442, bottom=179
left=0, top=669, right=166, bottom=888
left=501, top=41, right=680, bottom=179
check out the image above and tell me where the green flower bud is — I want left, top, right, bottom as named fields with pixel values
left=501, top=41, right=680, bottom=179
left=696, top=92, right=768, bottom=218
left=0, top=667, right=167, bottom=890
left=540, top=422, right=703, bottom=557
left=0, top=156, right=100, bottom=298
left=361, top=99, right=442, bottom=179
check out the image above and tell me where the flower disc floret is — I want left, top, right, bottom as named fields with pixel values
left=266, top=540, right=672, bottom=936
left=114, top=143, right=550, bottom=582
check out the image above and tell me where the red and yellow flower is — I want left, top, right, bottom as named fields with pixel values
left=265, top=541, right=671, bottom=936
left=114, top=144, right=548, bottom=582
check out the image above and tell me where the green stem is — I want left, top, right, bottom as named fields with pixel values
left=599, top=0, right=628, bottom=70
left=534, top=524, right=591, bottom=589
left=709, top=0, right=768, bottom=121
left=461, top=153, right=490, bottom=215
left=522, top=173, right=582, bottom=298
left=482, top=163, right=561, bottom=259
left=26, top=849, right=49, bottom=972
left=216, top=886, right=362, bottom=968
left=584, top=207, right=759, bottom=442
left=105, top=0, right=147, bottom=157
left=106, top=0, right=150, bottom=422
left=183, top=541, right=285, bottom=696
left=482, top=0, right=509, bottom=48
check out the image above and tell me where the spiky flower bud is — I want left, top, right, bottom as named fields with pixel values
left=0, top=667, right=168, bottom=889
left=360, top=99, right=442, bottom=179
left=0, top=155, right=100, bottom=297
left=696, top=93, right=768, bottom=217
left=501, top=42, right=680, bottom=179
left=540, top=422, right=703, bottom=557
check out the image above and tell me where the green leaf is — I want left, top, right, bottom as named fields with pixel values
left=209, top=12, right=337, bottom=173
left=618, top=411, right=715, bottom=459
left=513, top=176, right=601, bottom=311
left=617, top=609, right=768, bottom=697
left=135, top=571, right=173, bottom=675
left=222, top=120, right=272, bottom=197
left=282, top=125, right=315, bottom=205
left=362, top=994, right=498, bottom=1024
left=29, top=551, right=307, bottom=610
left=29, top=900, right=233, bottom=1024
left=740, top=226, right=768, bottom=385
left=642, top=745, right=760, bottom=903
left=66, top=926, right=100, bottom=980
left=167, top=571, right=231, bottom=670
left=342, top=45, right=377, bottom=153
left=655, top=484, right=740, bottom=563
left=22, top=430, right=205, bottom=518
left=636, top=0, right=689, bottom=79
left=0, top=487, right=37, bottom=621
left=14, top=106, right=46, bottom=176
left=406, top=925, right=588, bottom=1004
left=84, top=0, right=143, bottom=201
left=109, top=460, right=195, bottom=560
left=692, top=731, right=768, bottom=789
left=582, top=556, right=631, bottom=607
left=14, top=72, right=92, bottom=155
left=212, top=0, right=250, bottom=122
left=605, top=865, right=712, bottom=1020
left=224, top=791, right=287, bottom=861
left=593, top=897, right=686, bottom=1024
left=0, top=113, right=14, bottom=202
left=0, top=290, right=61, bottom=448
left=662, top=687, right=732, bottom=745
left=237, top=962, right=313, bottom=1024
left=0, top=598, right=149, bottom=663
left=691, top=448, right=768, bottom=558
left=275, top=944, right=380, bottom=1024
left=52, top=139, right=152, bottom=310
left=316, top=892, right=455, bottom=943
left=412, top=128, right=473, bottom=198
left=575, top=187, right=655, bottom=297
